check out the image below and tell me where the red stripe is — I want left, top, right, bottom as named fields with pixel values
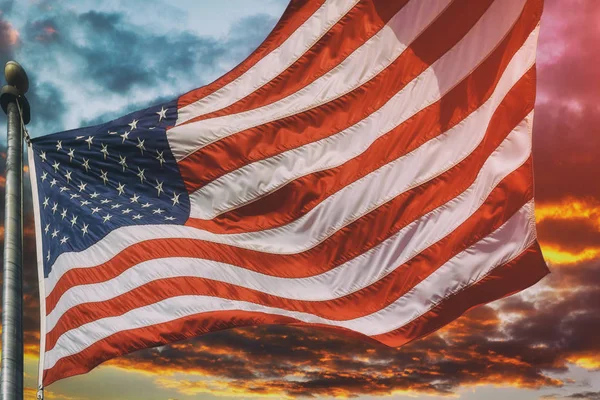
left=46, top=69, right=535, bottom=316
left=177, top=0, right=326, bottom=109
left=177, top=0, right=498, bottom=194
left=43, top=241, right=548, bottom=387
left=371, top=241, right=549, bottom=346
left=185, top=2, right=542, bottom=234
left=178, top=0, right=409, bottom=124
left=45, top=158, right=534, bottom=351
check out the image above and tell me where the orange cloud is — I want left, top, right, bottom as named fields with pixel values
left=536, top=197, right=600, bottom=229
left=540, top=245, right=600, bottom=266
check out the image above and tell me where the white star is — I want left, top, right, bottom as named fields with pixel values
left=41, top=171, right=48, bottom=181
left=60, top=208, right=68, bottom=219
left=85, top=136, right=94, bottom=149
left=120, top=130, right=130, bottom=143
left=60, top=236, right=69, bottom=245
left=56, top=140, right=62, bottom=151
left=153, top=208, right=164, bottom=215
left=132, top=214, right=143, bottom=220
left=102, top=213, right=112, bottom=223
left=111, top=203, right=122, bottom=209
left=100, top=144, right=109, bottom=160
left=51, top=229, right=59, bottom=238
left=136, top=167, right=145, bottom=183
left=50, top=178, right=57, bottom=187
left=78, top=181, right=87, bottom=192
left=70, top=214, right=78, bottom=227
left=155, top=150, right=165, bottom=167
left=108, top=130, right=118, bottom=135
left=60, top=186, right=69, bottom=193
left=129, top=119, right=139, bottom=130
left=64, top=170, right=72, bottom=183
left=75, top=135, right=85, bottom=140
left=154, top=179, right=164, bottom=197
left=119, top=155, right=128, bottom=171
left=91, top=207, right=101, bottom=214
left=141, top=202, right=152, bottom=208
left=46, top=250, right=50, bottom=261
left=165, top=216, right=176, bottom=221
left=116, top=182, right=126, bottom=196
left=100, top=170, right=108, bottom=185
left=69, top=193, right=80, bottom=200
left=82, top=158, right=90, bottom=173
left=130, top=193, right=140, bottom=203
left=136, top=138, right=146, bottom=154
left=171, top=192, right=180, bottom=206
left=80, top=200, right=91, bottom=206
left=101, top=199, right=112, bottom=204
left=51, top=202, right=58, bottom=214
left=39, top=151, right=47, bottom=162
left=43, top=197, right=49, bottom=208
left=122, top=208, right=132, bottom=214
left=52, top=160, right=60, bottom=172
left=67, top=148, right=75, bottom=162
left=90, top=191, right=100, bottom=199
left=81, top=223, right=89, bottom=236
left=44, top=224, right=50, bottom=234
left=157, top=107, right=167, bottom=121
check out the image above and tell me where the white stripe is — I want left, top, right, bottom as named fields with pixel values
left=27, top=146, right=48, bottom=389
left=44, top=200, right=537, bottom=370
left=176, top=0, right=360, bottom=125
left=186, top=0, right=528, bottom=218
left=169, top=0, right=454, bottom=160
left=46, top=112, right=533, bottom=333
left=44, top=26, right=539, bottom=296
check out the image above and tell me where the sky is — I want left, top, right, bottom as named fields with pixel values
left=0, top=0, right=599, bottom=399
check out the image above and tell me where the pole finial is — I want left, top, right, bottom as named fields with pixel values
left=1, top=61, right=30, bottom=124
left=4, top=61, right=29, bottom=95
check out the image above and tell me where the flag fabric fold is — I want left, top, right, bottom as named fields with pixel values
left=28, top=0, right=549, bottom=388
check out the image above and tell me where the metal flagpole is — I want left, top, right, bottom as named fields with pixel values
left=0, top=61, right=30, bottom=400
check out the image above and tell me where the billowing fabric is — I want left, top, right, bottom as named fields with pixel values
left=29, top=0, right=549, bottom=388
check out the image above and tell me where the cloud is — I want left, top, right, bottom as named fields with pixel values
left=535, top=198, right=600, bottom=265
left=533, top=0, right=600, bottom=203
left=10, top=6, right=278, bottom=138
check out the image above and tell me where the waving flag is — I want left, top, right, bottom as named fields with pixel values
left=29, top=0, right=549, bottom=388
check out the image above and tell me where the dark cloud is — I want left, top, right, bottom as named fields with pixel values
left=532, top=0, right=600, bottom=202
left=14, top=7, right=278, bottom=136
left=537, top=218, right=600, bottom=253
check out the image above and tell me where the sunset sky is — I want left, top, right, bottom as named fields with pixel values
left=1, top=0, right=600, bottom=399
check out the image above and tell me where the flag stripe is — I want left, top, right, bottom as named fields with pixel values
left=183, top=0, right=528, bottom=220
left=176, top=0, right=360, bottom=124
left=177, top=0, right=493, bottom=195
left=182, top=0, right=411, bottom=124
left=371, top=241, right=548, bottom=346
left=177, top=0, right=326, bottom=110
left=168, top=0, right=456, bottom=161
left=44, top=200, right=536, bottom=373
left=185, top=18, right=540, bottom=233
left=45, top=158, right=534, bottom=350
left=45, top=68, right=535, bottom=322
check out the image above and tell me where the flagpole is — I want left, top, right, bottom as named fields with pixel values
left=1, top=61, right=30, bottom=400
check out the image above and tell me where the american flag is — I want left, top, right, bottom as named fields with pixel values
left=29, top=0, right=549, bottom=389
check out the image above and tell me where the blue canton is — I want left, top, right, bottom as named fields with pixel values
left=31, top=100, right=190, bottom=278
